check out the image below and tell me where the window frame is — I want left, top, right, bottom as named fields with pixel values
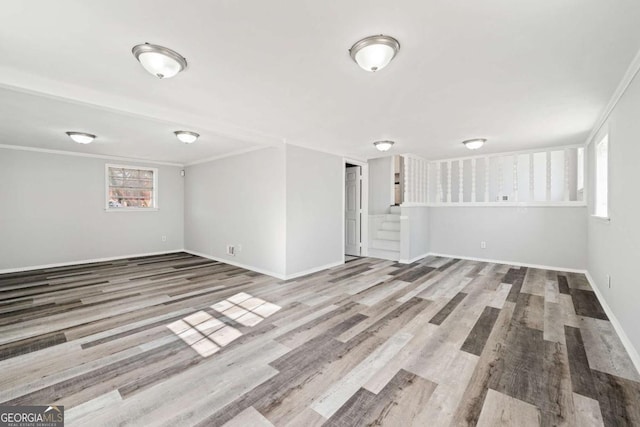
left=593, top=134, right=609, bottom=219
left=104, top=164, right=159, bottom=212
left=577, top=147, right=584, bottom=193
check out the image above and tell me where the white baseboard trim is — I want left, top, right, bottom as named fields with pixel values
left=585, top=271, right=640, bottom=376
left=0, top=249, right=185, bottom=274
left=285, top=261, right=345, bottom=281
left=183, top=249, right=287, bottom=280
left=184, top=250, right=344, bottom=281
left=426, top=252, right=586, bottom=273
left=399, top=253, right=429, bottom=264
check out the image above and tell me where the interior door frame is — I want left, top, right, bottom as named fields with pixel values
left=342, top=158, right=369, bottom=263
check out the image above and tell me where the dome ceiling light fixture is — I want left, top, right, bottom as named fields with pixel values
left=132, top=43, right=187, bottom=79
left=349, top=35, right=400, bottom=72
left=462, top=138, right=487, bottom=150
left=174, top=130, right=200, bottom=144
left=66, top=131, right=96, bottom=144
left=373, top=140, right=395, bottom=152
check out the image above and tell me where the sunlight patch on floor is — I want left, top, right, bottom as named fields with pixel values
left=167, top=310, right=242, bottom=357
left=211, top=292, right=281, bottom=327
left=167, top=293, right=281, bottom=357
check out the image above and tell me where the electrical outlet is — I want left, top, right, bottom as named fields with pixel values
left=480, top=241, right=487, bottom=249
left=226, top=245, right=235, bottom=256
left=161, top=235, right=167, bottom=242
left=607, top=274, right=611, bottom=289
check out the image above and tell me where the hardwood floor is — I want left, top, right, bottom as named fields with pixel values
left=1, top=252, right=639, bottom=426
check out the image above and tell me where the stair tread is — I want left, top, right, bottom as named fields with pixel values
left=376, top=231, right=400, bottom=240
left=381, top=222, right=401, bottom=229
left=371, top=239, right=401, bottom=251
left=368, top=248, right=400, bottom=261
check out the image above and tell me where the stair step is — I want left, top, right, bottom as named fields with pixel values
left=368, top=248, right=400, bottom=262
left=389, top=205, right=401, bottom=214
left=380, top=221, right=400, bottom=231
left=371, top=239, right=401, bottom=251
left=377, top=230, right=400, bottom=241
left=385, top=214, right=401, bottom=222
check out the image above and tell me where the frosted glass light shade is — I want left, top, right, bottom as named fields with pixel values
left=350, top=35, right=400, bottom=72
left=66, top=131, right=95, bottom=144
left=463, top=139, right=486, bottom=150
left=132, top=43, right=187, bottom=79
left=174, top=131, right=199, bottom=144
left=374, top=140, right=394, bottom=151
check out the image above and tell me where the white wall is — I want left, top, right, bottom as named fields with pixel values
left=400, top=206, right=430, bottom=263
left=429, top=206, right=587, bottom=270
left=369, top=156, right=393, bottom=214
left=587, top=68, right=640, bottom=364
left=285, top=145, right=343, bottom=276
left=0, top=149, right=184, bottom=270
left=184, top=147, right=286, bottom=277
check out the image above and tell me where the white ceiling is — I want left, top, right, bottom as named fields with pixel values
left=1, top=0, right=639, bottom=163
left=0, top=87, right=258, bottom=165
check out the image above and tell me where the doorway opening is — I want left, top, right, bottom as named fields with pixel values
left=344, top=159, right=368, bottom=262
left=393, top=155, right=404, bottom=205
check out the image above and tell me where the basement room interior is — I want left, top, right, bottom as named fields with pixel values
left=1, top=1, right=640, bottom=426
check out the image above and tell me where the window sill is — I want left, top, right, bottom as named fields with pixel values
left=105, top=208, right=158, bottom=213
left=591, top=215, right=610, bottom=223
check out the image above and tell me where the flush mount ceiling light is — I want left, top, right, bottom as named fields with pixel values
left=132, top=43, right=187, bottom=79
left=373, top=140, right=395, bottom=152
left=66, top=131, right=96, bottom=144
left=174, top=130, right=200, bottom=144
left=349, top=35, right=400, bottom=72
left=462, top=138, right=486, bottom=150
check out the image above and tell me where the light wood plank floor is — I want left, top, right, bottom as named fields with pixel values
left=1, top=252, right=639, bottom=426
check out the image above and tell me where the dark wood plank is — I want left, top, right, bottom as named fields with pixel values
left=539, top=340, right=573, bottom=426
left=557, top=274, right=570, bottom=294
left=451, top=302, right=516, bottom=426
left=0, top=332, right=67, bottom=361
left=394, top=265, right=436, bottom=283
left=461, top=306, right=501, bottom=356
left=429, top=292, right=467, bottom=325
left=503, top=267, right=528, bottom=303
left=491, top=324, right=544, bottom=406
left=593, top=370, right=640, bottom=427
left=564, top=325, right=597, bottom=399
left=570, top=289, right=608, bottom=320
